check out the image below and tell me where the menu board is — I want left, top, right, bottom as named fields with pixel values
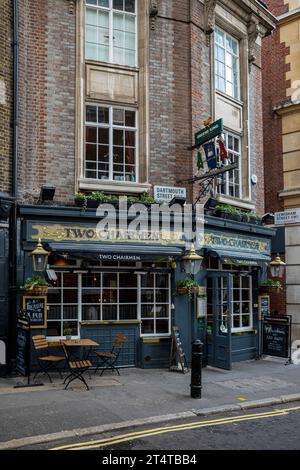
left=263, top=317, right=291, bottom=359
left=169, top=326, right=188, bottom=373
left=16, top=320, right=30, bottom=377
left=22, top=296, right=47, bottom=329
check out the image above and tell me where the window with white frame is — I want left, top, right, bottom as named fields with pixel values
left=215, top=27, right=240, bottom=100
left=140, top=273, right=171, bottom=336
left=85, top=0, right=137, bottom=67
left=85, top=104, right=137, bottom=182
left=232, top=273, right=253, bottom=332
left=47, top=270, right=171, bottom=338
left=217, top=132, right=241, bottom=199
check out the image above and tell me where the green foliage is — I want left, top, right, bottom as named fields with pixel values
left=21, top=276, right=50, bottom=290
left=259, top=279, right=283, bottom=290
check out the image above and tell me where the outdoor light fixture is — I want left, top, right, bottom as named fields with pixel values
left=182, top=244, right=203, bottom=275
left=270, top=254, right=286, bottom=279
left=39, top=185, right=56, bottom=202
left=30, top=239, right=50, bottom=272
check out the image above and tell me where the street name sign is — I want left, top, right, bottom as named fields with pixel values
left=154, top=186, right=186, bottom=204
left=275, top=209, right=300, bottom=225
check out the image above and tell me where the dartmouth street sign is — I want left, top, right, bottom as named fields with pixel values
left=195, top=118, right=223, bottom=147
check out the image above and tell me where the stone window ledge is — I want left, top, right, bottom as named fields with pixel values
left=78, top=178, right=151, bottom=194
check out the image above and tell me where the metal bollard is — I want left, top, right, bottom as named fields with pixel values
left=190, top=339, right=203, bottom=399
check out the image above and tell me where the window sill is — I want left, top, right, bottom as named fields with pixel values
left=216, top=194, right=255, bottom=211
left=80, top=321, right=141, bottom=325
left=85, top=59, right=139, bottom=74
left=78, top=178, right=152, bottom=194
left=215, top=90, right=244, bottom=108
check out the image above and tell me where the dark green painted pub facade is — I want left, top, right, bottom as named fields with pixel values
left=14, top=203, right=275, bottom=372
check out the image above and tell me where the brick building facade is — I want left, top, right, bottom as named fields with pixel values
left=3, top=1, right=278, bottom=371
left=262, top=0, right=300, bottom=340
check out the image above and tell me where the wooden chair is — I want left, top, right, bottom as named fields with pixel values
left=62, top=344, right=92, bottom=390
left=94, top=334, right=126, bottom=376
left=32, top=335, right=65, bottom=383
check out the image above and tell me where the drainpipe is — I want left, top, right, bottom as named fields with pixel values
left=8, top=0, right=19, bottom=372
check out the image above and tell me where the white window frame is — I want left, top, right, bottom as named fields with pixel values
left=85, top=103, right=138, bottom=183
left=85, top=0, right=137, bottom=67
left=215, top=27, right=240, bottom=101
left=231, top=274, right=253, bottom=333
left=217, top=131, right=242, bottom=199
left=47, top=270, right=171, bottom=339
left=139, top=273, right=171, bottom=337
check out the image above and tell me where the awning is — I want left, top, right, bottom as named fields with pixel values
left=49, top=242, right=184, bottom=261
left=209, top=249, right=271, bottom=266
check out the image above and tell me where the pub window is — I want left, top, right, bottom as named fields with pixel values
left=215, top=27, right=240, bottom=100
left=47, top=272, right=79, bottom=338
left=85, top=104, right=137, bottom=182
left=81, top=272, right=138, bottom=321
left=85, top=0, right=137, bottom=67
left=140, top=273, right=171, bottom=336
left=232, top=273, right=253, bottom=332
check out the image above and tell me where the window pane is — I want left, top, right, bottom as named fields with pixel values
left=102, top=289, right=117, bottom=303
left=215, top=29, right=224, bottom=46
left=98, top=107, right=109, bottom=123
left=125, top=110, right=135, bottom=127
left=156, top=274, right=168, bottom=288
left=141, top=305, right=154, bottom=318
left=119, top=272, right=137, bottom=287
left=156, top=320, right=169, bottom=334
left=141, top=320, right=154, bottom=335
left=86, top=25, right=98, bottom=42
left=98, top=11, right=109, bottom=28
left=48, top=305, right=61, bottom=320
left=82, top=305, right=100, bottom=321
left=125, top=15, right=135, bottom=32
left=63, top=306, right=78, bottom=320
left=119, top=304, right=137, bottom=320
left=82, top=290, right=101, bottom=303
left=86, top=144, right=97, bottom=161
left=63, top=290, right=77, bottom=303
left=98, top=45, right=109, bottom=62
left=113, top=129, right=124, bottom=145
left=98, top=128, right=109, bottom=144
left=125, top=0, right=135, bottom=13
left=141, top=290, right=154, bottom=303
left=86, top=8, right=97, bottom=26
left=103, top=305, right=117, bottom=320
left=86, top=127, right=97, bottom=143
left=124, top=49, right=135, bottom=66
left=47, top=321, right=61, bottom=337
left=86, top=106, right=97, bottom=122
left=113, top=0, right=124, bottom=12
left=99, top=0, right=109, bottom=7
left=125, top=32, right=135, bottom=49
left=113, top=108, right=124, bottom=125
left=119, top=289, right=137, bottom=303
left=98, top=145, right=109, bottom=160
left=155, top=305, right=168, bottom=317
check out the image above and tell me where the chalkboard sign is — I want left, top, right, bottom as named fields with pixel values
left=263, top=316, right=291, bottom=359
left=258, top=295, right=270, bottom=320
left=169, top=326, right=188, bottom=373
left=16, top=318, right=30, bottom=377
left=23, top=296, right=47, bottom=329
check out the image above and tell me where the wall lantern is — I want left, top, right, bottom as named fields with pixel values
left=182, top=245, right=204, bottom=276
left=30, top=238, right=50, bottom=272
left=269, top=254, right=286, bottom=279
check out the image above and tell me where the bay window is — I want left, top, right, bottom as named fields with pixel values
left=85, top=0, right=137, bottom=67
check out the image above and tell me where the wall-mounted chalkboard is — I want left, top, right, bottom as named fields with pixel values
left=263, top=316, right=291, bottom=360
left=258, top=295, right=270, bottom=320
left=22, top=296, right=47, bottom=329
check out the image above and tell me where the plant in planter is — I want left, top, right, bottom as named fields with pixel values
left=74, top=192, right=87, bottom=209
left=214, top=204, right=242, bottom=221
left=259, top=279, right=283, bottom=293
left=21, top=276, right=50, bottom=295
left=63, top=327, right=73, bottom=340
left=176, top=278, right=200, bottom=298
left=248, top=211, right=262, bottom=225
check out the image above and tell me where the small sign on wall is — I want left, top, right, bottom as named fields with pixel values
left=154, top=186, right=186, bottom=204
left=22, top=296, right=47, bottom=329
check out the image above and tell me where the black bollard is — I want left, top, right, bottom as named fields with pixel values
left=190, top=339, right=203, bottom=399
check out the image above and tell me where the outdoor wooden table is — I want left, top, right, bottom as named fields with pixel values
left=61, top=339, right=99, bottom=362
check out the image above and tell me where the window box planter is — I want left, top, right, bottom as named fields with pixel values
left=74, top=192, right=156, bottom=211
left=21, top=276, right=50, bottom=296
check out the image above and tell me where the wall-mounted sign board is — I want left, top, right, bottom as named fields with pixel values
left=275, top=209, right=300, bottom=225
left=22, top=296, right=47, bottom=329
left=154, top=186, right=187, bottom=204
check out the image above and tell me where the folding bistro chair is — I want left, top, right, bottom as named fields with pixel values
left=94, top=334, right=126, bottom=376
left=62, top=344, right=92, bottom=390
left=32, top=335, right=65, bottom=383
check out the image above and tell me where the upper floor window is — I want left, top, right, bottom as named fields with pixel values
left=215, top=27, right=240, bottom=100
left=217, top=132, right=241, bottom=199
left=85, top=0, right=137, bottom=67
left=85, top=104, right=137, bottom=182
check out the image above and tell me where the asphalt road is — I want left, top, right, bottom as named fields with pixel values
left=20, top=402, right=300, bottom=452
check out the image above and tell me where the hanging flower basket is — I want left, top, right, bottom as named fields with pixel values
left=176, top=278, right=200, bottom=297
left=21, top=276, right=50, bottom=296
left=259, top=279, right=283, bottom=294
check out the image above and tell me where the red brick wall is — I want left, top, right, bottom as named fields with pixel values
left=0, top=0, right=13, bottom=194
left=262, top=0, right=288, bottom=214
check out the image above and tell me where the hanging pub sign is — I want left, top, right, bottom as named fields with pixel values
left=203, top=142, right=217, bottom=170
left=22, top=296, right=47, bottom=329
left=194, top=118, right=223, bottom=147
left=263, top=316, right=292, bottom=361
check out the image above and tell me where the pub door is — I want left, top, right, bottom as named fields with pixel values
left=206, top=273, right=232, bottom=370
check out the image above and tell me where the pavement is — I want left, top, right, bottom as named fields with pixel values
left=0, top=356, right=300, bottom=449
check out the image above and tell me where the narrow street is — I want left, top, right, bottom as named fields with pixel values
left=20, top=403, right=300, bottom=451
